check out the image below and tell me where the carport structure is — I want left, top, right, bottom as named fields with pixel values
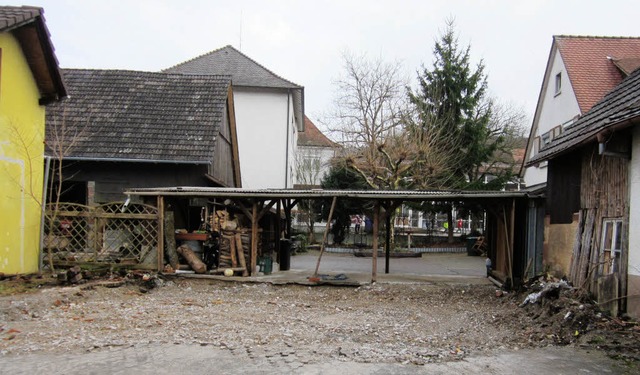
left=125, top=187, right=545, bottom=287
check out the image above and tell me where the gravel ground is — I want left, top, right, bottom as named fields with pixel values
left=0, top=274, right=638, bottom=373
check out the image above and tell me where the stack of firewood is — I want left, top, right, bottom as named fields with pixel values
left=218, top=230, right=253, bottom=276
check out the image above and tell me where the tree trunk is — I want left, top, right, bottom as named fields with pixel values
left=177, top=244, right=207, bottom=274
left=308, top=220, right=316, bottom=244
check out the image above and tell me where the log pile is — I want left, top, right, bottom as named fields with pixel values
left=219, top=230, right=255, bottom=276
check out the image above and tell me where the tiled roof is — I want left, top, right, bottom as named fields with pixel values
left=298, top=116, right=337, bottom=148
left=0, top=5, right=66, bottom=101
left=0, top=5, right=40, bottom=29
left=556, top=35, right=640, bottom=113
left=164, top=45, right=301, bottom=89
left=164, top=45, right=305, bottom=132
left=611, top=57, right=640, bottom=76
left=45, top=69, right=231, bottom=163
left=528, top=66, right=640, bottom=165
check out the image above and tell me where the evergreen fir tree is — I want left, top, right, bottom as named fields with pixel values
left=408, top=20, right=503, bottom=190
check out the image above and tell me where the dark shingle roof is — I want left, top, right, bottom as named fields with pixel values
left=0, top=5, right=41, bottom=29
left=164, top=45, right=305, bottom=132
left=164, top=45, right=300, bottom=89
left=0, top=5, right=66, bottom=101
left=45, top=69, right=231, bottom=163
left=528, top=67, right=640, bottom=165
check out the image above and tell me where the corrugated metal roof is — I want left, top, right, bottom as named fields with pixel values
left=125, top=186, right=537, bottom=200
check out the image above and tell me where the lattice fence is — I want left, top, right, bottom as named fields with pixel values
left=43, top=202, right=159, bottom=267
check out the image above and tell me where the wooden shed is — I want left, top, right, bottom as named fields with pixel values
left=125, top=187, right=544, bottom=287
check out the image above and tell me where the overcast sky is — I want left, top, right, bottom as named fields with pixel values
left=9, top=0, right=638, bottom=129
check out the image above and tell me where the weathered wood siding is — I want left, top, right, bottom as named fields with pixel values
left=579, top=144, right=629, bottom=308
left=580, top=145, right=628, bottom=216
left=211, top=105, right=235, bottom=187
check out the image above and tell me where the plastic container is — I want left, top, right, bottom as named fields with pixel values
left=259, top=256, right=273, bottom=275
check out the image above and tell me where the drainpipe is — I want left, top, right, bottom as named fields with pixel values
left=39, top=156, right=52, bottom=272
left=284, top=90, right=291, bottom=188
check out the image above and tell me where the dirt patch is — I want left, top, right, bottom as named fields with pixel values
left=0, top=273, right=638, bottom=369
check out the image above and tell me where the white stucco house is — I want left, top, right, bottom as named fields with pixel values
left=522, top=36, right=640, bottom=187
left=165, top=45, right=304, bottom=189
left=294, top=116, right=339, bottom=188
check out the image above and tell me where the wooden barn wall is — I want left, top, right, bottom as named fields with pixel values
left=580, top=145, right=628, bottom=216
left=547, top=152, right=581, bottom=224
left=60, top=161, right=211, bottom=203
left=579, top=145, right=629, bottom=300
left=212, top=109, right=235, bottom=187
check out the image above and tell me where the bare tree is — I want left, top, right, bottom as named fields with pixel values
left=322, top=52, right=460, bottom=248
left=324, top=52, right=405, bottom=150
left=42, top=108, right=89, bottom=271
left=324, top=52, right=458, bottom=191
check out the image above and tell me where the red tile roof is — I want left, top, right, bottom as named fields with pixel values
left=556, top=35, right=640, bottom=113
left=298, top=116, right=337, bottom=148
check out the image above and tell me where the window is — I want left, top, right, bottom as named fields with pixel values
left=540, top=131, right=551, bottom=148
left=555, top=72, right=562, bottom=95
left=601, top=218, right=623, bottom=274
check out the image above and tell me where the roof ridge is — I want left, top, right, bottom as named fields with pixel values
left=164, top=45, right=301, bottom=88
left=221, top=45, right=302, bottom=88
left=555, top=35, right=640, bottom=40
left=162, top=45, right=230, bottom=72
left=63, top=68, right=232, bottom=80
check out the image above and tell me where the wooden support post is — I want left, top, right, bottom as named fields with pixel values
left=276, top=199, right=282, bottom=261
left=314, top=196, right=337, bottom=277
left=503, top=205, right=513, bottom=286
left=372, top=202, right=380, bottom=283
left=510, top=199, right=516, bottom=284
left=157, top=196, right=165, bottom=272
left=284, top=198, right=292, bottom=239
left=235, top=233, right=248, bottom=276
left=163, top=211, right=179, bottom=269
left=251, top=202, right=258, bottom=275
left=385, top=205, right=391, bottom=274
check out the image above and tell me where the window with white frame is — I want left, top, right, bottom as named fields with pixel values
left=555, top=72, right=562, bottom=95
left=601, top=218, right=623, bottom=274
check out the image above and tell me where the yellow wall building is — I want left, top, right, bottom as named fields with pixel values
left=0, top=6, right=66, bottom=274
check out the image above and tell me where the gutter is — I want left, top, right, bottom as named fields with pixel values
left=55, top=156, right=211, bottom=165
